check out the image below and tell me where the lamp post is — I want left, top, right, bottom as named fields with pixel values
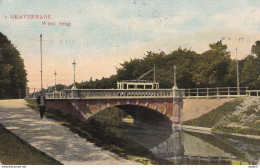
left=54, top=71, right=57, bottom=89
left=53, top=71, right=57, bottom=98
left=236, top=48, right=240, bottom=95
left=172, top=65, right=178, bottom=89
left=72, top=60, right=77, bottom=89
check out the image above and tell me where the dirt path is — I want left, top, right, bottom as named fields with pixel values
left=0, top=99, right=138, bottom=165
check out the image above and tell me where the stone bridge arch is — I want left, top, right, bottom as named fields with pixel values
left=45, top=98, right=183, bottom=125
left=115, top=104, right=172, bottom=126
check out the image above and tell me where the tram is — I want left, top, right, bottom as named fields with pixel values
left=116, top=65, right=159, bottom=90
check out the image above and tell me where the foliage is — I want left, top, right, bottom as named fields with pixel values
left=251, top=40, right=260, bottom=58
left=74, top=40, right=260, bottom=90
left=54, top=84, right=66, bottom=91
left=240, top=55, right=260, bottom=89
left=192, top=41, right=231, bottom=87
left=0, top=32, right=27, bottom=99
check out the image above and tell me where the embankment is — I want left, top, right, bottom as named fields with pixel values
left=182, top=98, right=235, bottom=122
left=182, top=97, right=260, bottom=136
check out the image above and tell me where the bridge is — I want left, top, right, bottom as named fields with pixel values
left=28, top=86, right=260, bottom=126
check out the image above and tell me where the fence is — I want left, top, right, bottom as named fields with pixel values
left=183, top=87, right=248, bottom=98
left=246, top=90, right=260, bottom=96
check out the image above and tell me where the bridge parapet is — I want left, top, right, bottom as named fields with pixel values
left=58, top=89, right=184, bottom=99
left=43, top=87, right=252, bottom=99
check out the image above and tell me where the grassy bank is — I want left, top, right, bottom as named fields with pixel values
left=25, top=98, right=171, bottom=165
left=0, top=124, right=62, bottom=165
left=182, top=97, right=260, bottom=136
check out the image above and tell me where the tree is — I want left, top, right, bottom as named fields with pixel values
left=240, top=55, right=260, bottom=89
left=251, top=40, right=260, bottom=58
left=0, top=32, right=27, bottom=99
left=55, top=84, right=66, bottom=91
left=78, top=40, right=260, bottom=90
left=192, top=41, right=231, bottom=87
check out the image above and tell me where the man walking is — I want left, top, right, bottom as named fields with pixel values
left=36, top=91, right=46, bottom=119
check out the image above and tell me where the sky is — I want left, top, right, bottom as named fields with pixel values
left=0, top=0, right=260, bottom=91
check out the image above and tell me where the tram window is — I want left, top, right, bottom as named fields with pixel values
left=128, top=85, right=135, bottom=89
left=137, top=85, right=144, bottom=89
left=123, top=84, right=127, bottom=89
left=146, top=85, right=152, bottom=89
left=153, top=84, right=157, bottom=89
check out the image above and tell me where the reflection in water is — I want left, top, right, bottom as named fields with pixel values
left=149, top=129, right=234, bottom=165
left=120, top=120, right=260, bottom=165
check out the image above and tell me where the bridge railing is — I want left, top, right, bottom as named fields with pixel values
left=28, top=87, right=259, bottom=99
left=183, top=87, right=248, bottom=98
left=45, top=92, right=62, bottom=98
left=60, top=89, right=177, bottom=99
left=246, top=90, right=260, bottom=96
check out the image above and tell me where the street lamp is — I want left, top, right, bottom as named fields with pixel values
left=236, top=48, right=240, bottom=95
left=72, top=60, right=77, bottom=89
left=53, top=71, right=57, bottom=98
left=54, top=71, right=57, bottom=90
left=172, top=65, right=178, bottom=89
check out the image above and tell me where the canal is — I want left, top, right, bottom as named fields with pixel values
left=116, top=118, right=260, bottom=165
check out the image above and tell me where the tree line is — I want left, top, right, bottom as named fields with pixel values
left=0, top=32, right=27, bottom=99
left=71, top=41, right=260, bottom=90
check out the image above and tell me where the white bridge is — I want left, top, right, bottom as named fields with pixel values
left=38, top=87, right=260, bottom=99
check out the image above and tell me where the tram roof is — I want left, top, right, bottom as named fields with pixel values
left=118, top=80, right=158, bottom=84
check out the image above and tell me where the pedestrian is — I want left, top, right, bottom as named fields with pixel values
left=36, top=91, right=46, bottom=119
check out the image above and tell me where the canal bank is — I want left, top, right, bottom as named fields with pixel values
left=0, top=124, right=61, bottom=165
left=181, top=125, right=260, bottom=140
left=0, top=99, right=139, bottom=165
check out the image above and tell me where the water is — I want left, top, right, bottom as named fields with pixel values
left=117, top=120, right=260, bottom=165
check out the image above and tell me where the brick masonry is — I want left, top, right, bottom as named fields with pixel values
left=46, top=97, right=233, bottom=124
left=46, top=98, right=181, bottom=123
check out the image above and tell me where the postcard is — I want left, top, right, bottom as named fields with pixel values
left=0, top=0, right=260, bottom=166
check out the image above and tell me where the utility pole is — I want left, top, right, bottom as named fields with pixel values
left=236, top=48, right=240, bottom=95
left=40, top=34, right=43, bottom=91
